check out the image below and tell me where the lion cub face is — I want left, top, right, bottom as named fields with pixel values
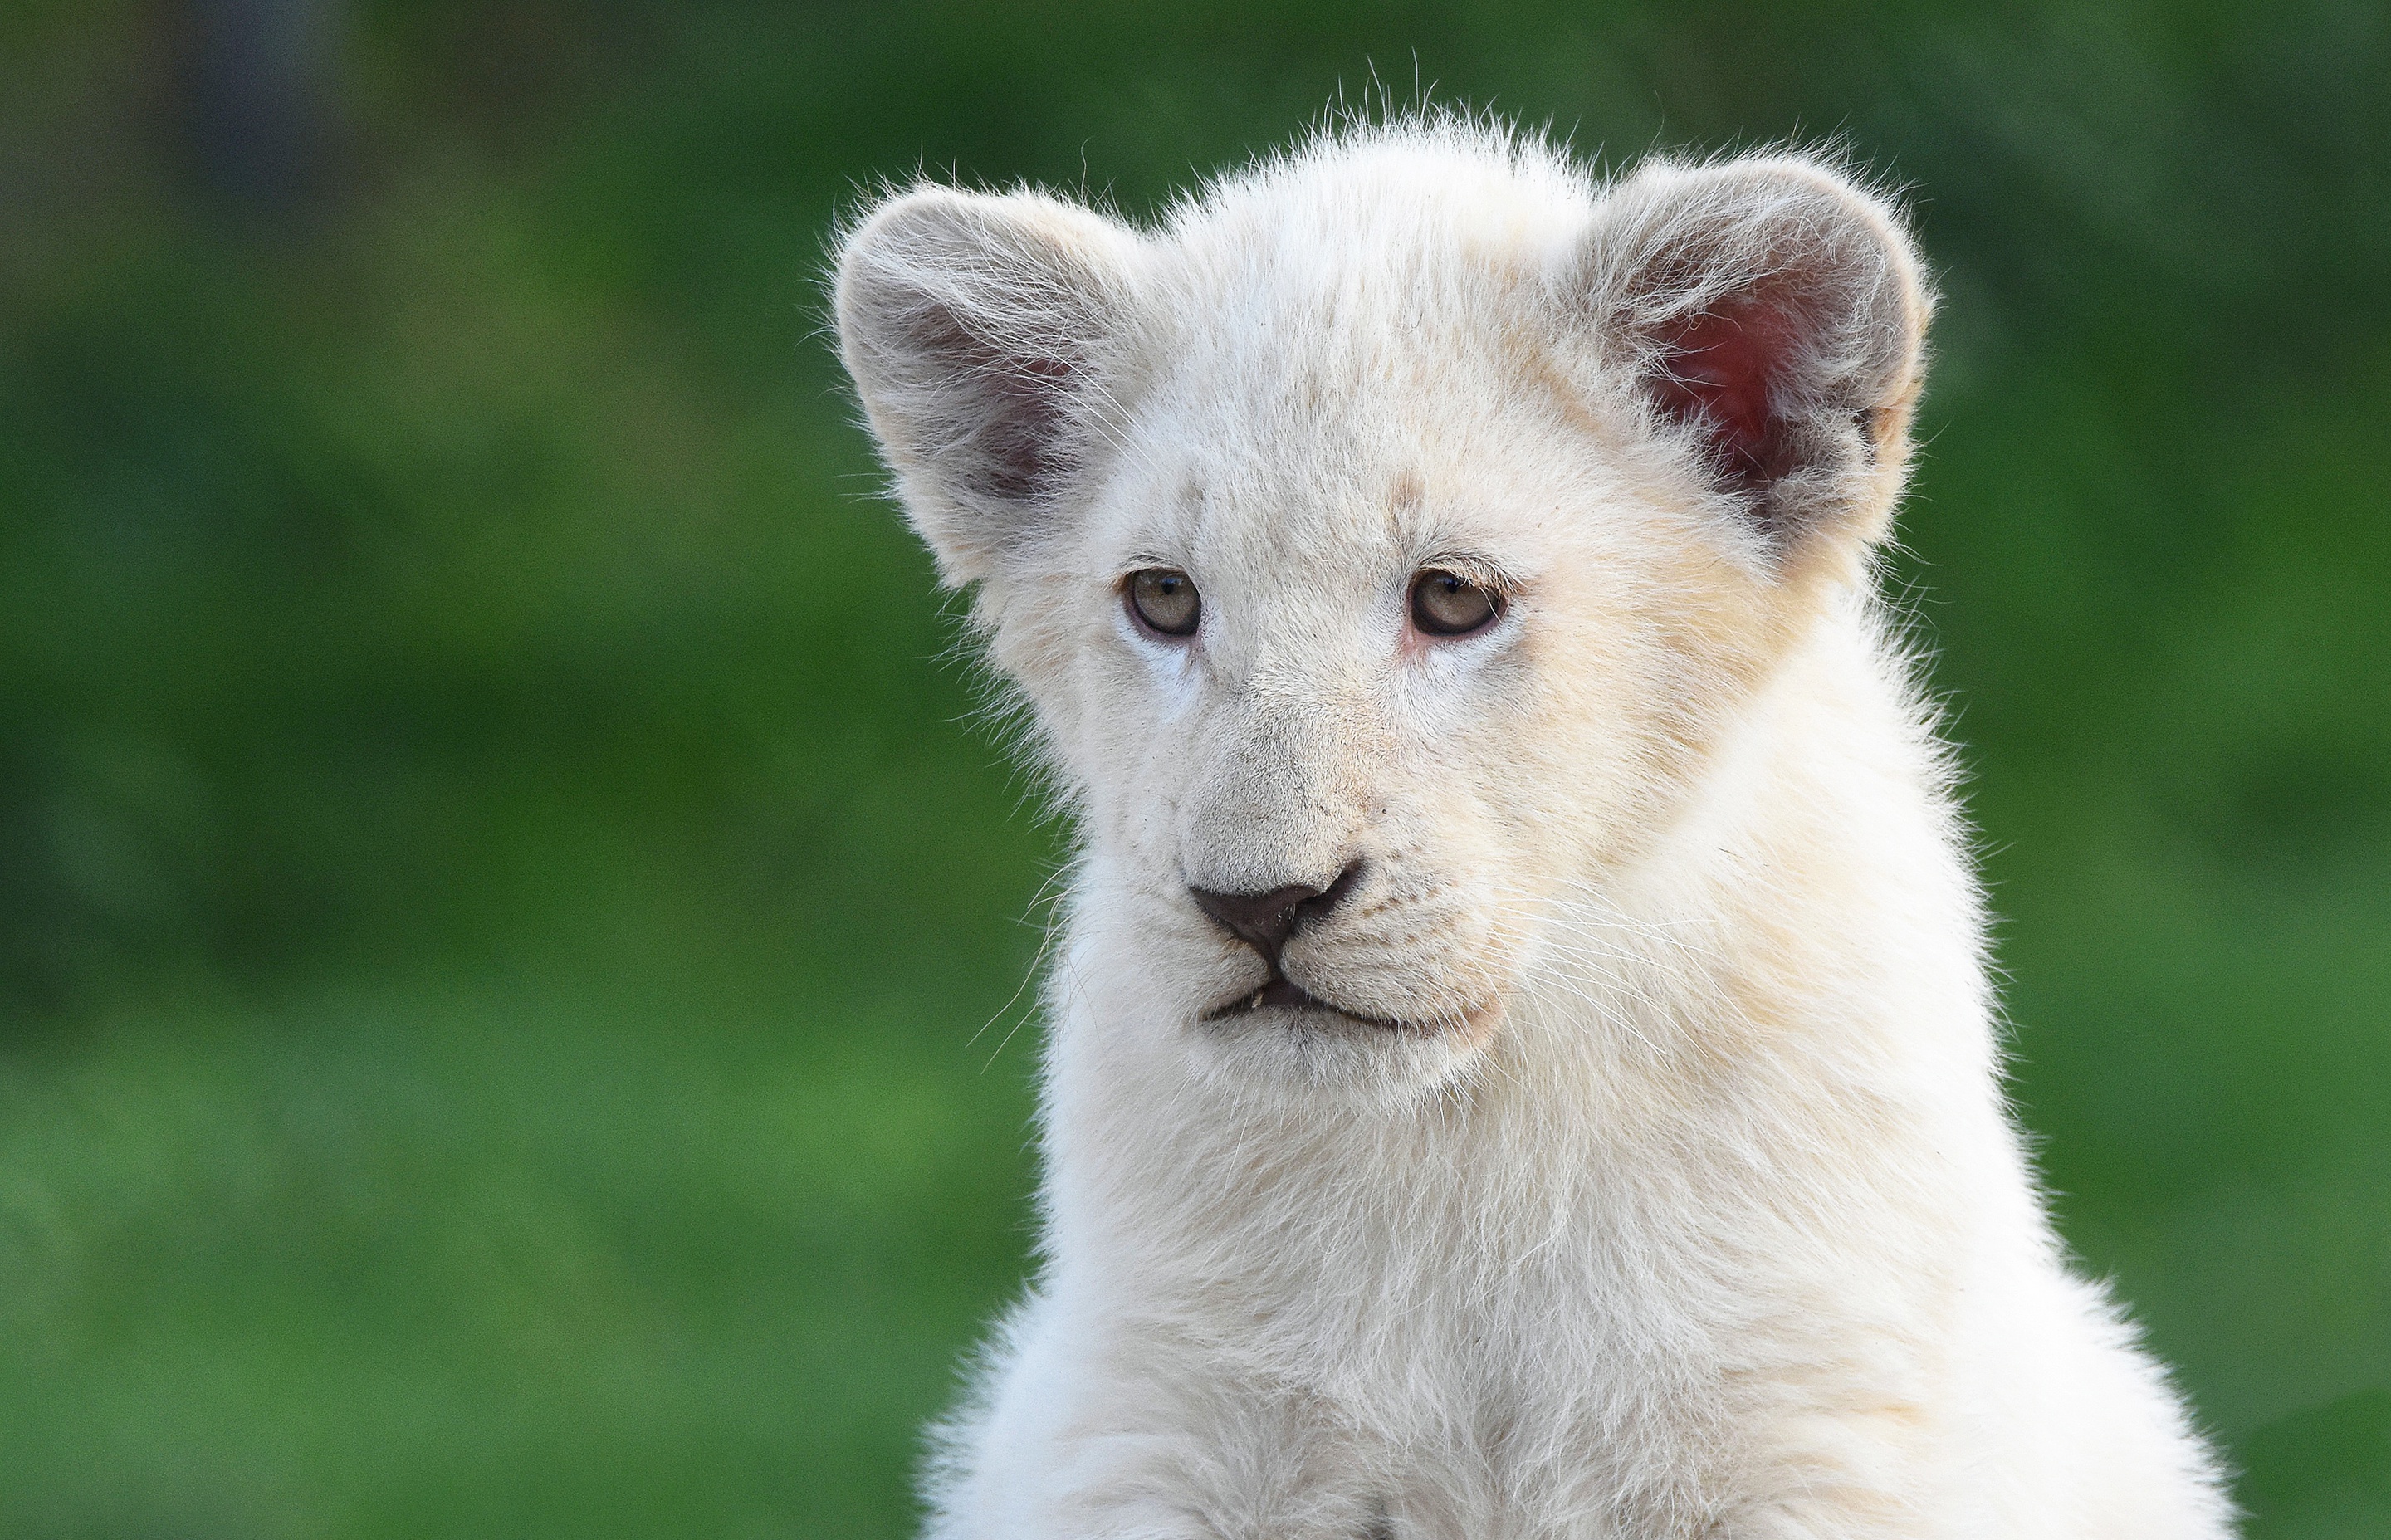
left=835, top=127, right=1926, bottom=1093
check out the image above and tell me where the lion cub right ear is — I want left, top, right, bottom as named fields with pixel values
left=834, top=187, right=1144, bottom=586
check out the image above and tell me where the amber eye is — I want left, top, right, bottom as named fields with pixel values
left=1127, top=568, right=1201, bottom=637
left=1409, top=569, right=1503, bottom=636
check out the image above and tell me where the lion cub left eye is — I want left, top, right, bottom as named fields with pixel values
left=1409, top=569, right=1504, bottom=637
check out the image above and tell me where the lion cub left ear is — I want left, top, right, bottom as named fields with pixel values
left=834, top=186, right=1143, bottom=588
left=1571, top=155, right=1932, bottom=562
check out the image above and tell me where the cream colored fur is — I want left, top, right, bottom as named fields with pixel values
left=832, top=116, right=2233, bottom=1538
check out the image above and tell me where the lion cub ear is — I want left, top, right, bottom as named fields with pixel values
left=1572, top=155, right=1932, bottom=560
left=834, top=187, right=1142, bottom=585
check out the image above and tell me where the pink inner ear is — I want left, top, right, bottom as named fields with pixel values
left=1648, top=292, right=1807, bottom=496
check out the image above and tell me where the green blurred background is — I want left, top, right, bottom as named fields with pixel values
left=1, top=0, right=2386, bottom=1534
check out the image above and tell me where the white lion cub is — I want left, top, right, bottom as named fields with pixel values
left=833, top=118, right=2232, bottom=1538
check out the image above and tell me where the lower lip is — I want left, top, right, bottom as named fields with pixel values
left=1201, top=979, right=1406, bottom=1031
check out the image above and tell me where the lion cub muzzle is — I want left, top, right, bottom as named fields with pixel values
left=1189, top=864, right=1408, bottom=1028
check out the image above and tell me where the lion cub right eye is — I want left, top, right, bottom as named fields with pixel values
left=1127, top=568, right=1201, bottom=638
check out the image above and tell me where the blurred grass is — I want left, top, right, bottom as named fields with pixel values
left=1, top=1, right=2386, bottom=1535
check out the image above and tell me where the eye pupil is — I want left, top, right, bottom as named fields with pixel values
left=1410, top=568, right=1501, bottom=637
left=1127, top=567, right=1201, bottom=637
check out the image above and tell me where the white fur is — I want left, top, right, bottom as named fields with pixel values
left=834, top=116, right=2233, bottom=1538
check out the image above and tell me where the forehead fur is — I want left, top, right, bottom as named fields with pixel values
left=1098, top=130, right=1575, bottom=516
left=1127, top=123, right=1597, bottom=467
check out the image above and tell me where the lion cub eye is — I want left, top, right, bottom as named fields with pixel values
left=1409, top=569, right=1503, bottom=637
left=1127, top=568, right=1201, bottom=637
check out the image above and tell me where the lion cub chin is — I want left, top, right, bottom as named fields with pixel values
left=834, top=116, right=2232, bottom=1538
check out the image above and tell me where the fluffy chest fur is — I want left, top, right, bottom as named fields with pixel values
left=832, top=116, right=2231, bottom=1539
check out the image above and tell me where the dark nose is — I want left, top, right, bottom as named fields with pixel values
left=1189, top=863, right=1362, bottom=969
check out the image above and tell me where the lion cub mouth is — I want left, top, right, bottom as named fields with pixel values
left=1200, top=975, right=1406, bottom=1031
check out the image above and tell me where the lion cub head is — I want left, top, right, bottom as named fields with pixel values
left=834, top=122, right=1929, bottom=1094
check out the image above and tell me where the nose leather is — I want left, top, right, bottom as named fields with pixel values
left=1189, top=863, right=1361, bottom=968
